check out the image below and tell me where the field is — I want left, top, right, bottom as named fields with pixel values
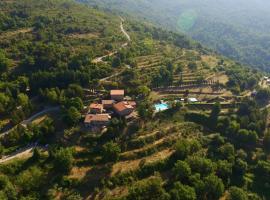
left=64, top=112, right=202, bottom=199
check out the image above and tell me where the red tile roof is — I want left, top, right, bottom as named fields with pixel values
left=90, top=103, right=103, bottom=110
left=84, top=114, right=110, bottom=123
left=113, top=101, right=134, bottom=112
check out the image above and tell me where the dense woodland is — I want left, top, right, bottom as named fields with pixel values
left=79, top=0, right=270, bottom=72
left=0, top=0, right=270, bottom=200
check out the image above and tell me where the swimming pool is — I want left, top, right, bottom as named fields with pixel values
left=154, top=103, right=169, bottom=112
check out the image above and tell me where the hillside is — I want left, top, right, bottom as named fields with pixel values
left=1, top=0, right=270, bottom=200
left=78, top=0, right=270, bottom=71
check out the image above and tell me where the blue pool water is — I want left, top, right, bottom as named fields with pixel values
left=154, top=103, right=169, bottom=112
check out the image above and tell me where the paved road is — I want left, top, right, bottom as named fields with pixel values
left=0, top=106, right=60, bottom=138
left=100, top=69, right=125, bottom=82
left=0, top=147, right=34, bottom=164
left=21, top=106, right=60, bottom=125
left=0, top=17, right=132, bottom=163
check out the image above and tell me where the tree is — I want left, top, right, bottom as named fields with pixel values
left=52, top=147, right=74, bottom=173
left=0, top=50, right=11, bottom=72
left=45, top=88, right=59, bottom=104
left=228, top=187, right=248, bottom=200
left=255, top=88, right=270, bottom=103
left=65, top=84, right=83, bottom=98
left=170, top=182, right=196, bottom=200
left=217, top=117, right=231, bottom=134
left=101, top=141, right=121, bottom=162
left=187, top=156, right=215, bottom=176
left=0, top=174, right=16, bottom=200
left=127, top=176, right=169, bottom=200
left=174, top=139, right=191, bottom=160
left=175, top=63, right=183, bottom=74
left=65, top=97, right=83, bottom=111
left=16, top=76, right=29, bottom=92
left=31, top=148, right=41, bottom=161
left=38, top=118, right=55, bottom=143
left=137, top=85, right=151, bottom=97
left=216, top=160, right=233, bottom=185
left=65, top=192, right=83, bottom=200
left=263, top=132, right=270, bottom=152
left=173, top=160, right=191, bottom=182
left=209, top=102, right=221, bottom=129
left=253, top=161, right=270, bottom=197
left=233, top=158, right=247, bottom=177
left=0, top=144, right=4, bottom=158
left=203, top=174, right=224, bottom=200
left=236, top=129, right=258, bottom=147
left=63, top=107, right=81, bottom=126
left=138, top=101, right=154, bottom=120
left=188, top=62, right=197, bottom=71
left=0, top=93, right=10, bottom=114
left=17, top=93, right=29, bottom=107
left=151, top=66, right=173, bottom=87
left=112, top=57, right=121, bottom=68
left=16, top=166, right=44, bottom=192
left=218, top=143, right=235, bottom=162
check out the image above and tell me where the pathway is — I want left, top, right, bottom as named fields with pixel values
left=92, top=17, right=131, bottom=64
left=0, top=106, right=60, bottom=138
left=0, top=146, right=34, bottom=164
left=0, top=17, right=132, bottom=163
left=120, top=17, right=131, bottom=41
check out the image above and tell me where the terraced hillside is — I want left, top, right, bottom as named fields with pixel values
left=106, top=24, right=258, bottom=108
left=0, top=0, right=269, bottom=200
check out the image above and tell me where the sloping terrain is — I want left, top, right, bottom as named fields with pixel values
left=78, top=0, right=270, bottom=71
left=0, top=0, right=269, bottom=200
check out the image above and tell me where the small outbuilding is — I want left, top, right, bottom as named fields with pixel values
left=111, top=90, right=124, bottom=101
left=84, top=114, right=111, bottom=128
left=188, top=98, right=198, bottom=103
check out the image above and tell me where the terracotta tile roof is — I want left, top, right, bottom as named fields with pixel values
left=110, top=90, right=124, bottom=96
left=113, top=101, right=133, bottom=112
left=90, top=103, right=103, bottom=110
left=84, top=114, right=110, bottom=123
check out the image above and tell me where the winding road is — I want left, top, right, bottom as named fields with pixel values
left=0, top=17, right=131, bottom=164
left=92, top=17, right=131, bottom=64
left=0, top=107, right=60, bottom=164
left=0, top=147, right=34, bottom=164
left=120, top=17, right=131, bottom=42
left=0, top=106, right=60, bottom=138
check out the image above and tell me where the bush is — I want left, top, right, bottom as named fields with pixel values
left=173, top=160, right=191, bottom=182
left=228, top=187, right=248, bottom=200
left=51, top=147, right=74, bottom=174
left=16, top=166, right=44, bottom=192
left=102, top=141, right=121, bottom=162
left=185, top=112, right=209, bottom=127
left=126, top=176, right=169, bottom=200
left=170, top=182, right=196, bottom=200
left=203, top=174, right=224, bottom=200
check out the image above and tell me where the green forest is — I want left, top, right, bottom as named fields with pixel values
left=79, top=0, right=270, bottom=72
left=0, top=0, right=270, bottom=199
